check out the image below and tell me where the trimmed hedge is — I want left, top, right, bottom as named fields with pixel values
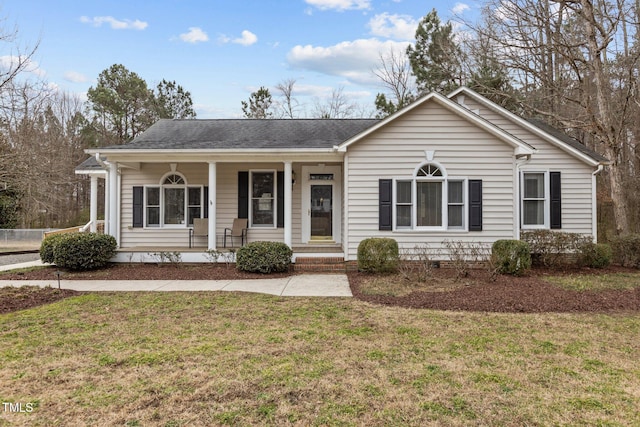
left=520, top=230, right=592, bottom=268
left=578, top=242, right=612, bottom=269
left=40, top=233, right=69, bottom=264
left=40, top=232, right=117, bottom=271
left=609, top=234, right=640, bottom=268
left=357, top=237, right=399, bottom=273
left=491, top=239, right=531, bottom=276
left=236, top=241, right=292, bottom=274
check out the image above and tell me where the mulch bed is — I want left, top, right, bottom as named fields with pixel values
left=349, top=267, right=640, bottom=313
left=0, top=286, right=82, bottom=314
left=1, top=263, right=639, bottom=314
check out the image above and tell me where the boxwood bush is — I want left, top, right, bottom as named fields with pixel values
left=491, top=239, right=531, bottom=276
left=609, top=234, right=640, bottom=268
left=578, top=242, right=612, bottom=269
left=40, top=233, right=69, bottom=264
left=42, top=232, right=117, bottom=271
left=357, top=237, right=399, bottom=273
left=236, top=241, right=292, bottom=273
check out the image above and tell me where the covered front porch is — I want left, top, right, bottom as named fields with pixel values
left=80, top=153, right=347, bottom=262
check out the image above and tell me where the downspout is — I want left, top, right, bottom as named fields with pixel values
left=592, top=164, right=604, bottom=243
left=514, top=154, right=532, bottom=240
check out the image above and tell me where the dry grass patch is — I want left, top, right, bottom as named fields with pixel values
left=357, top=272, right=472, bottom=297
left=0, top=292, right=639, bottom=426
left=545, top=271, right=640, bottom=291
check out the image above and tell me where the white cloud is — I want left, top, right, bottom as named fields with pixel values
left=452, top=3, right=470, bottom=14
left=0, top=55, right=45, bottom=77
left=287, top=38, right=411, bottom=85
left=63, top=71, right=88, bottom=83
left=368, top=13, right=417, bottom=40
left=305, top=0, right=371, bottom=11
left=80, top=16, right=148, bottom=30
left=233, top=30, right=258, bottom=46
left=179, top=27, right=209, bottom=43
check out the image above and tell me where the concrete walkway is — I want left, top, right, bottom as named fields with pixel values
left=0, top=261, right=352, bottom=297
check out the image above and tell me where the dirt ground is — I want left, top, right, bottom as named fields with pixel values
left=1, top=263, right=639, bottom=314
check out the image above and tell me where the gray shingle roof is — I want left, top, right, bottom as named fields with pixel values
left=526, top=118, right=609, bottom=164
left=103, top=118, right=381, bottom=150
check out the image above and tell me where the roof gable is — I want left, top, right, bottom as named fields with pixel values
left=447, top=87, right=608, bottom=166
left=336, top=91, right=535, bottom=156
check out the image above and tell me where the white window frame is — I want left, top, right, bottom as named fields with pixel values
left=520, top=170, right=549, bottom=229
left=249, top=170, right=277, bottom=228
left=143, top=172, right=203, bottom=228
left=392, top=161, right=468, bottom=232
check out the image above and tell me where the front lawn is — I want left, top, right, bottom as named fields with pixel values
left=1, top=291, right=638, bottom=425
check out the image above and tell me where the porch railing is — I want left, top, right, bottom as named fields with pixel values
left=43, top=220, right=105, bottom=239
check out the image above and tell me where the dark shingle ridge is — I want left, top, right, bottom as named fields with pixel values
left=103, top=118, right=380, bottom=150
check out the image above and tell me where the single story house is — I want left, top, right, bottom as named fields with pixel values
left=76, top=87, right=608, bottom=264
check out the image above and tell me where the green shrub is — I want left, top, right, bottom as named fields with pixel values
left=357, top=238, right=399, bottom=273
left=40, top=233, right=69, bottom=264
left=491, top=240, right=531, bottom=276
left=51, top=233, right=117, bottom=271
left=521, top=230, right=592, bottom=268
left=609, top=234, right=640, bottom=268
left=236, top=241, right=292, bottom=274
left=578, top=242, right=612, bottom=269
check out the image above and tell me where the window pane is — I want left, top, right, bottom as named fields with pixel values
left=448, top=205, right=463, bottom=227
left=146, top=187, right=159, bottom=206
left=448, top=181, right=463, bottom=203
left=524, top=173, right=544, bottom=198
left=417, top=181, right=442, bottom=226
left=252, top=199, right=274, bottom=225
left=252, top=172, right=274, bottom=198
left=146, top=207, right=159, bottom=226
left=188, top=187, right=201, bottom=205
left=397, top=181, right=411, bottom=203
left=164, top=188, right=185, bottom=224
left=397, top=205, right=412, bottom=227
left=523, top=200, right=545, bottom=225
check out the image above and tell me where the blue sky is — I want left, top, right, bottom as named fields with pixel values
left=3, top=0, right=477, bottom=118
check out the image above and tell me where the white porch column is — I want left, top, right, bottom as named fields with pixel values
left=108, top=162, right=118, bottom=243
left=90, top=175, right=98, bottom=232
left=208, top=162, right=217, bottom=250
left=284, top=161, right=293, bottom=248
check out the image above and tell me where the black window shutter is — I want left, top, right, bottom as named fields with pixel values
left=550, top=171, right=562, bottom=229
left=238, top=172, right=249, bottom=219
left=469, top=180, right=483, bottom=231
left=133, top=186, right=144, bottom=228
left=203, top=186, right=209, bottom=218
left=379, top=179, right=393, bottom=231
left=277, top=171, right=284, bottom=228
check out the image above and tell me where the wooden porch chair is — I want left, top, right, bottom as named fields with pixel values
left=189, top=218, right=208, bottom=248
left=224, top=218, right=248, bottom=247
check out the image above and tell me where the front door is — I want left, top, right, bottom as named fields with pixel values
left=311, top=184, right=332, bottom=240
left=301, top=165, right=342, bottom=244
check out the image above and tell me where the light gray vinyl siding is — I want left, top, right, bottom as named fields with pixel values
left=345, top=101, right=517, bottom=259
left=456, top=97, right=595, bottom=234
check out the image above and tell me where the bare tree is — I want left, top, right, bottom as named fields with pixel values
left=373, top=48, right=416, bottom=117
left=0, top=16, right=40, bottom=93
left=312, top=87, right=358, bottom=118
left=274, top=78, right=299, bottom=119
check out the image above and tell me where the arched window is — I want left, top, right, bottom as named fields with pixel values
left=395, top=161, right=466, bottom=230
left=145, top=172, right=203, bottom=227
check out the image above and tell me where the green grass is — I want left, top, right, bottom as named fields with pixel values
left=545, top=272, right=640, bottom=291
left=1, top=292, right=639, bottom=426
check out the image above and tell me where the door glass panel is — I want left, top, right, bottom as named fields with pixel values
left=311, top=185, right=332, bottom=238
left=164, top=188, right=185, bottom=225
